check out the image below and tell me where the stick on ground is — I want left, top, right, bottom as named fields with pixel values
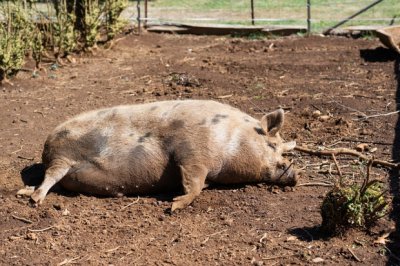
left=294, top=146, right=399, bottom=169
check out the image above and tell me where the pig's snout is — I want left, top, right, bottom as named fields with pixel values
left=274, top=161, right=299, bottom=186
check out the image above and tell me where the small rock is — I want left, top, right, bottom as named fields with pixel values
left=283, top=186, right=293, bottom=192
left=355, top=143, right=369, bottom=152
left=53, top=203, right=63, bottom=210
left=62, top=209, right=70, bottom=216
left=369, top=147, right=377, bottom=153
left=286, top=236, right=297, bottom=242
left=312, top=110, right=321, bottom=118
left=318, top=115, right=330, bottom=122
left=26, top=232, right=37, bottom=241
left=312, top=257, right=324, bottom=263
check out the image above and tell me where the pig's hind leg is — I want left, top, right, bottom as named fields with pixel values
left=171, top=164, right=208, bottom=212
left=30, top=160, right=70, bottom=205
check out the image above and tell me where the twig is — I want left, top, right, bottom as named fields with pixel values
left=201, top=237, right=210, bottom=245
left=328, top=97, right=367, bottom=117
left=331, top=154, right=343, bottom=186
left=327, top=140, right=343, bottom=147
left=58, top=256, right=80, bottom=266
left=331, top=154, right=342, bottom=177
left=121, top=197, right=140, bottom=210
left=248, top=98, right=266, bottom=115
left=259, top=233, right=268, bottom=243
left=11, top=146, right=23, bottom=154
left=294, top=146, right=399, bottom=169
left=262, top=254, right=295, bottom=260
left=383, top=246, right=400, bottom=262
left=12, top=214, right=33, bottom=224
left=33, top=110, right=45, bottom=117
left=206, top=229, right=228, bottom=237
left=297, top=182, right=334, bottom=187
left=347, top=247, right=362, bottom=262
left=28, top=226, right=54, bottom=232
left=311, top=104, right=323, bottom=112
left=216, top=94, right=233, bottom=99
left=353, top=110, right=400, bottom=121
left=17, top=155, right=35, bottom=161
left=106, top=246, right=120, bottom=253
left=341, top=138, right=392, bottom=146
left=360, top=159, right=374, bottom=195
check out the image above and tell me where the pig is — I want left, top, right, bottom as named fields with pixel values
left=18, top=100, right=299, bottom=211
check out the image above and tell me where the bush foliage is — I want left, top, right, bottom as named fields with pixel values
left=320, top=162, right=389, bottom=235
left=0, top=0, right=128, bottom=83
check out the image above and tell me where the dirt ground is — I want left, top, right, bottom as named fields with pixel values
left=0, top=32, right=399, bottom=265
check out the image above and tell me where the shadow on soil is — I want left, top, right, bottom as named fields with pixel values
left=21, top=163, right=45, bottom=187
left=388, top=52, right=400, bottom=266
left=360, top=47, right=400, bottom=265
left=288, top=226, right=330, bottom=242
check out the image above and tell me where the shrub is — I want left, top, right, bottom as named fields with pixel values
left=0, top=2, right=35, bottom=83
left=320, top=161, right=389, bottom=235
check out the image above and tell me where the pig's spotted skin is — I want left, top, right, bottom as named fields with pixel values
left=28, top=100, right=298, bottom=208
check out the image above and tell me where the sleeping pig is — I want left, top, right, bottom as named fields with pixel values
left=18, top=100, right=299, bottom=211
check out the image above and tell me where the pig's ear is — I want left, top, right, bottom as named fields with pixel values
left=282, top=141, right=296, bottom=152
left=260, top=109, right=284, bottom=136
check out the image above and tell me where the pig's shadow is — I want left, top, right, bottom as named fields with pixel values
left=21, top=163, right=45, bottom=186
left=20, top=163, right=187, bottom=202
left=288, top=226, right=330, bottom=242
left=21, top=163, right=258, bottom=207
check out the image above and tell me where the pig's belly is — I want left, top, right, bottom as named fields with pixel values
left=59, top=156, right=181, bottom=196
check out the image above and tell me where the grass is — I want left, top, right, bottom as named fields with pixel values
left=130, top=0, right=400, bottom=33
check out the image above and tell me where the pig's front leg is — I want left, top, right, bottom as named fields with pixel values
left=171, top=164, right=208, bottom=212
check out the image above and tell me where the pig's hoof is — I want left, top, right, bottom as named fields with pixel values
left=16, top=186, right=36, bottom=197
left=30, top=189, right=45, bottom=205
left=171, top=195, right=194, bottom=212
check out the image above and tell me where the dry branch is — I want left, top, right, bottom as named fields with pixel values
left=121, top=196, right=140, bottom=210
left=297, top=182, right=334, bottom=187
left=28, top=226, right=54, bottom=232
left=353, top=110, right=400, bottom=121
left=12, top=214, right=33, bottom=224
left=294, top=146, right=399, bottom=169
left=348, top=247, right=362, bottom=262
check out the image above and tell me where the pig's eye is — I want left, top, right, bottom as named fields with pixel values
left=267, top=142, right=277, bottom=151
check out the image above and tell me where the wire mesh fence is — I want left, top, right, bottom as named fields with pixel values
left=125, top=0, right=400, bottom=33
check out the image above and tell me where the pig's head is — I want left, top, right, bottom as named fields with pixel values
left=259, top=109, right=299, bottom=186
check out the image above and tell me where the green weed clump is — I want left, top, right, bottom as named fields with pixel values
left=104, top=0, right=128, bottom=40
left=320, top=162, right=389, bottom=235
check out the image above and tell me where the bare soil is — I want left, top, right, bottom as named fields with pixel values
left=0, top=32, right=399, bottom=265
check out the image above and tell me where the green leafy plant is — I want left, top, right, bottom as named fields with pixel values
left=0, top=2, right=35, bottom=83
left=104, top=0, right=128, bottom=40
left=51, top=0, right=78, bottom=58
left=83, top=0, right=102, bottom=48
left=320, top=160, right=389, bottom=235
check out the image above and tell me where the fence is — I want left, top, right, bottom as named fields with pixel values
left=125, top=0, right=400, bottom=33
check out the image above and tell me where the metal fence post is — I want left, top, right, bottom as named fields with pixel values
left=144, top=0, right=148, bottom=28
left=307, top=0, right=311, bottom=35
left=137, top=0, right=141, bottom=34
left=251, top=0, right=255, bottom=25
